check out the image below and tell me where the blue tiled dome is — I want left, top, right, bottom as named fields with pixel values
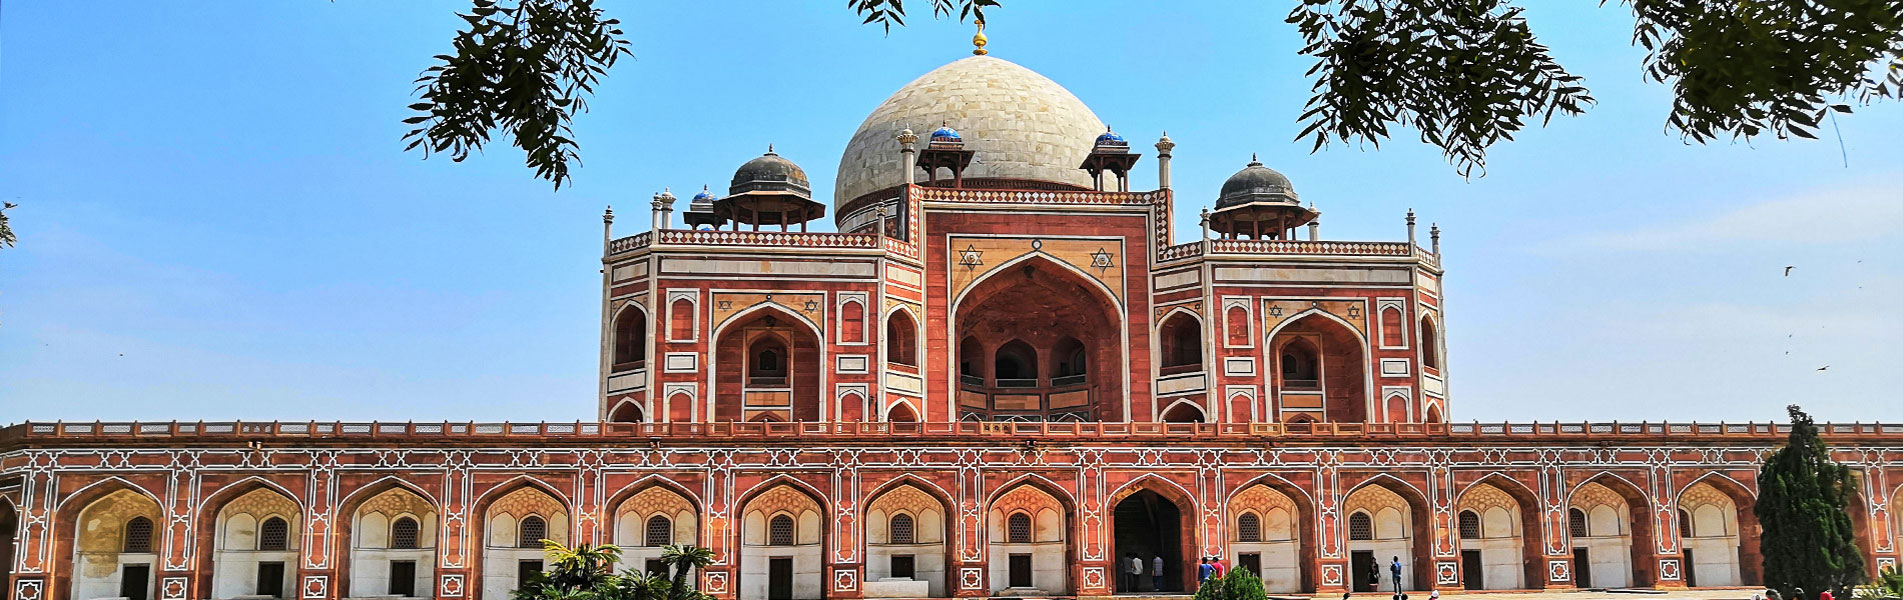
left=691, top=187, right=716, bottom=202
left=930, top=125, right=962, bottom=142
left=1096, top=128, right=1126, bottom=145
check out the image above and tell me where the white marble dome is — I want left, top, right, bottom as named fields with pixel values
left=833, top=55, right=1106, bottom=207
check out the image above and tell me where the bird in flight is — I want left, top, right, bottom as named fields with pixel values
left=1817, top=365, right=1829, bottom=371
left=1784, top=266, right=1794, bottom=276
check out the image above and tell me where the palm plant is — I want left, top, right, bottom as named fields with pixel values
left=660, top=544, right=715, bottom=600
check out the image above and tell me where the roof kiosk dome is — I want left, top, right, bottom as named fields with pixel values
left=1209, top=156, right=1317, bottom=240
left=729, top=146, right=811, bottom=198
left=1216, top=158, right=1298, bottom=209
left=834, top=55, right=1108, bottom=218
left=930, top=124, right=963, bottom=144
left=717, top=147, right=824, bottom=229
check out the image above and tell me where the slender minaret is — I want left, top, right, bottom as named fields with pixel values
left=898, top=128, right=919, bottom=186
left=1199, top=207, right=1211, bottom=242
left=1431, top=223, right=1441, bottom=255
left=602, top=205, right=614, bottom=249
left=1155, top=132, right=1175, bottom=190
left=1308, top=219, right=1320, bottom=241
left=658, top=187, right=677, bottom=230
left=1406, top=209, right=1417, bottom=248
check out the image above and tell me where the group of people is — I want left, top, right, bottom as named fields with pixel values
left=1120, top=553, right=1240, bottom=594
left=1120, top=553, right=1169, bottom=592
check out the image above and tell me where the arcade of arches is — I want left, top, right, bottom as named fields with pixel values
left=7, top=463, right=1899, bottom=600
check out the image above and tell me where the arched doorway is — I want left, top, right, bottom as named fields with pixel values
left=69, top=489, right=163, bottom=600
left=1454, top=481, right=1539, bottom=590
left=478, top=484, right=570, bottom=600
left=1112, top=488, right=1191, bottom=593
left=986, top=483, right=1071, bottom=595
left=1228, top=483, right=1307, bottom=593
left=738, top=484, right=826, bottom=600
left=1268, top=313, right=1367, bottom=423
left=953, top=257, right=1123, bottom=422
left=1568, top=478, right=1655, bottom=588
left=343, top=485, right=437, bottom=598
left=864, top=483, right=953, bottom=597
left=1677, top=479, right=1752, bottom=586
left=611, top=485, right=697, bottom=576
left=1342, top=480, right=1432, bottom=593
left=210, top=487, right=302, bottom=600
left=715, top=307, right=823, bottom=422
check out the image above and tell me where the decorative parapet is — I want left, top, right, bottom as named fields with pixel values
left=1155, top=239, right=1433, bottom=263
left=655, top=229, right=880, bottom=248
left=1158, top=242, right=1203, bottom=262
left=883, top=237, right=920, bottom=261
left=607, top=230, right=883, bottom=256
left=7, top=420, right=1898, bottom=447
left=912, top=187, right=1164, bottom=206
left=606, top=231, right=652, bottom=255
left=1211, top=239, right=1412, bottom=256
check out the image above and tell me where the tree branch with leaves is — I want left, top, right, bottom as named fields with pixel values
left=403, top=0, right=631, bottom=191
left=407, top=0, right=1901, bottom=187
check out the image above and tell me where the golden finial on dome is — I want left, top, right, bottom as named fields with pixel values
left=972, top=18, right=988, bottom=55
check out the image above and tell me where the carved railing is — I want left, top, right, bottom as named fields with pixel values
left=912, top=187, right=1163, bottom=206
left=1210, top=239, right=1413, bottom=256
left=654, top=229, right=880, bottom=248
left=1158, top=242, right=1203, bottom=262
left=606, top=232, right=652, bottom=255
left=10, top=420, right=1900, bottom=444
left=883, top=237, right=920, bottom=260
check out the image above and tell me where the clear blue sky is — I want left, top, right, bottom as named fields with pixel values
left=2, top=1, right=1898, bottom=423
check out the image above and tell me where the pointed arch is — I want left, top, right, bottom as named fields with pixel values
left=1158, top=399, right=1207, bottom=423
left=714, top=301, right=825, bottom=343
left=608, top=397, right=648, bottom=423
left=1267, top=308, right=1372, bottom=423
left=603, top=474, right=705, bottom=517
left=1568, top=472, right=1658, bottom=588
left=611, top=302, right=650, bottom=371
left=885, top=399, right=920, bottom=423
left=949, top=251, right=1125, bottom=315
left=472, top=475, right=573, bottom=511
left=884, top=305, right=920, bottom=367
left=195, top=476, right=303, bottom=517
left=735, top=474, right=831, bottom=514
left=1454, top=475, right=1543, bottom=589
left=668, top=296, right=697, bottom=343
left=1109, top=474, right=1200, bottom=509
left=839, top=298, right=867, bottom=344
left=1341, top=473, right=1435, bottom=591
left=1418, top=313, right=1442, bottom=371
left=1157, top=308, right=1205, bottom=373
left=1674, top=473, right=1759, bottom=586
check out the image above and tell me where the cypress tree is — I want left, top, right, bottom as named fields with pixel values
left=1755, top=405, right=1865, bottom=599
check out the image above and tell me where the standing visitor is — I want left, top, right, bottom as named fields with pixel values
left=1198, top=557, right=1215, bottom=586
left=1151, top=555, right=1165, bottom=591
left=1118, top=556, right=1134, bottom=594
left=1213, top=556, right=1228, bottom=578
left=1389, top=556, right=1404, bottom=595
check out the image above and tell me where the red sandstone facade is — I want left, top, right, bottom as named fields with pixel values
left=5, top=53, right=1901, bottom=600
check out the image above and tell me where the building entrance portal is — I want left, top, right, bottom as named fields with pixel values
left=1113, top=490, right=1184, bottom=593
left=953, top=258, right=1123, bottom=422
